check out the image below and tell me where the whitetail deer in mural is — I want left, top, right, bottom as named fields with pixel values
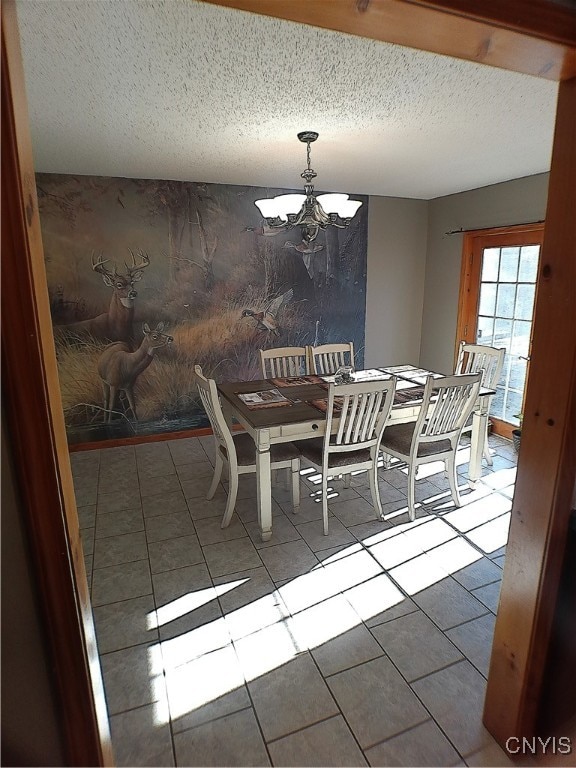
left=97, top=322, right=173, bottom=422
left=57, top=250, right=150, bottom=343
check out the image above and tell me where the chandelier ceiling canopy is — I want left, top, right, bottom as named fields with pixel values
left=254, top=131, right=363, bottom=243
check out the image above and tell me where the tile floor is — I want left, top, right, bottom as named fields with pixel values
left=73, top=433, right=521, bottom=767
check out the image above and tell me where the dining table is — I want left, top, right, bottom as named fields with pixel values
left=218, top=365, right=493, bottom=542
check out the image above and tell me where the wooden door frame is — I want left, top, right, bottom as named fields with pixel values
left=2, top=0, right=575, bottom=760
left=455, top=224, right=545, bottom=439
left=1, top=4, right=113, bottom=765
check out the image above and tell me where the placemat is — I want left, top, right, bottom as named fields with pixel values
left=271, top=375, right=326, bottom=387
left=394, top=385, right=426, bottom=404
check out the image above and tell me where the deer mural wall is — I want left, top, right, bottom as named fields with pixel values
left=57, top=250, right=150, bottom=343
left=97, top=321, right=173, bottom=422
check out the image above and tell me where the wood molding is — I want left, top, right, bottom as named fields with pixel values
left=483, top=75, right=576, bottom=740
left=454, top=224, right=545, bottom=366
left=202, top=0, right=576, bottom=80
left=1, top=3, right=113, bottom=765
left=3, top=0, right=575, bottom=755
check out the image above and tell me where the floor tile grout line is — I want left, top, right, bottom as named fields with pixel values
left=79, top=434, right=515, bottom=766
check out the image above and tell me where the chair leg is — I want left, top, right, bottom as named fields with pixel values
left=381, top=451, right=392, bottom=469
left=221, top=470, right=239, bottom=529
left=207, top=452, right=224, bottom=499
left=322, top=472, right=329, bottom=535
left=290, top=459, right=300, bottom=511
left=483, top=429, right=493, bottom=466
left=446, top=452, right=462, bottom=507
left=407, top=463, right=417, bottom=521
left=369, top=463, right=384, bottom=521
left=343, top=473, right=351, bottom=489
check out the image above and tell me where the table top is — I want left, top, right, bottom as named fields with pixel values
left=218, top=364, right=494, bottom=432
left=218, top=366, right=433, bottom=430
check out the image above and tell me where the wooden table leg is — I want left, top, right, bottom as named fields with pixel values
left=256, top=428, right=273, bottom=542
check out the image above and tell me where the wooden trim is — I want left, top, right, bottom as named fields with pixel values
left=3, top=0, right=575, bottom=755
left=454, top=223, right=544, bottom=376
left=1, top=4, right=113, bottom=765
left=68, top=424, right=244, bottom=453
left=203, top=0, right=576, bottom=80
left=458, top=222, right=546, bottom=238
left=490, top=416, right=515, bottom=441
left=402, top=0, right=576, bottom=47
left=484, top=76, right=576, bottom=741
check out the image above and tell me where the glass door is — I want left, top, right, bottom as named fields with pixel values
left=456, top=225, right=544, bottom=438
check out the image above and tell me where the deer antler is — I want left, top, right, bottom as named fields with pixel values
left=126, top=249, right=151, bottom=275
left=91, top=251, right=115, bottom=278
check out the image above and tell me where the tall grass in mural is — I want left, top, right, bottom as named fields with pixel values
left=38, top=173, right=368, bottom=445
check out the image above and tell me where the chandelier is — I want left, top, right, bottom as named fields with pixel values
left=254, top=131, right=363, bottom=243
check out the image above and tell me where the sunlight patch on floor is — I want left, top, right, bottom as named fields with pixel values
left=388, top=552, right=449, bottom=594
left=443, top=494, right=511, bottom=533
left=146, top=477, right=513, bottom=725
left=466, top=512, right=512, bottom=554
left=148, top=579, right=248, bottom=629
left=162, top=644, right=245, bottom=722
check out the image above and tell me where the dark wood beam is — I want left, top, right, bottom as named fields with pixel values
left=202, top=0, right=576, bottom=80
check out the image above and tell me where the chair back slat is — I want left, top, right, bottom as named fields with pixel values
left=455, top=341, right=506, bottom=390
left=309, top=342, right=355, bottom=375
left=418, top=373, right=481, bottom=442
left=260, top=346, right=308, bottom=378
left=326, top=379, right=396, bottom=453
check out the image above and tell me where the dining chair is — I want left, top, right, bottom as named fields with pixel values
left=380, top=372, right=482, bottom=521
left=193, top=365, right=301, bottom=528
left=295, top=378, right=396, bottom=535
left=259, top=346, right=309, bottom=378
left=308, top=342, right=355, bottom=375
left=455, top=341, right=506, bottom=465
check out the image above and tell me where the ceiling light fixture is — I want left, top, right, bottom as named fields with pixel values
left=254, top=131, right=363, bottom=243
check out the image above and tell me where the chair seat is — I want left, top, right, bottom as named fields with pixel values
left=296, top=437, right=371, bottom=468
left=220, top=432, right=299, bottom=466
left=381, top=422, right=452, bottom=457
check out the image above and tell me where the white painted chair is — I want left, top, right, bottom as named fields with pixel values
left=380, top=372, right=482, bottom=521
left=308, top=342, right=355, bottom=375
left=193, top=365, right=301, bottom=528
left=455, top=341, right=506, bottom=465
left=259, top=346, right=309, bottom=378
left=295, top=378, right=396, bottom=535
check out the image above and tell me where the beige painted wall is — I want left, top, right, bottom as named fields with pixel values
left=365, top=196, right=428, bottom=367
left=420, top=173, right=550, bottom=374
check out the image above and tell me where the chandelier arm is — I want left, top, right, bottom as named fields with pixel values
left=254, top=131, right=362, bottom=244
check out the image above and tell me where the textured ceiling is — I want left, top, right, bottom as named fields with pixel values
left=16, top=0, right=559, bottom=199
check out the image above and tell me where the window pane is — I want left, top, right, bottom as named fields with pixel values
left=494, top=318, right=512, bottom=349
left=511, top=320, right=531, bottom=357
left=505, top=389, right=523, bottom=423
left=482, top=248, right=500, bottom=281
left=496, top=284, right=516, bottom=319
left=509, top=356, right=527, bottom=391
left=491, top=387, right=505, bottom=420
left=518, top=245, right=540, bottom=282
left=494, top=318, right=513, bottom=348
left=499, top=247, right=520, bottom=282
left=479, top=283, right=497, bottom=316
left=515, top=284, right=535, bottom=321
left=477, top=316, right=494, bottom=345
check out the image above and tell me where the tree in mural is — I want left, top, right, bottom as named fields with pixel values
left=134, top=179, right=220, bottom=293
